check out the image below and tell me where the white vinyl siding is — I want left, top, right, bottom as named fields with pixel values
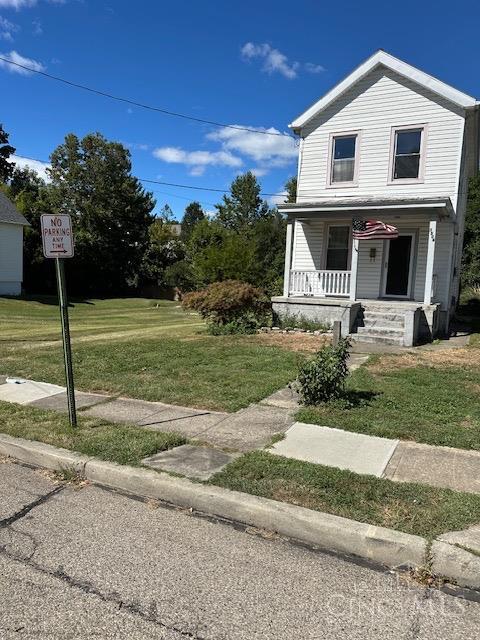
left=291, top=215, right=452, bottom=306
left=297, top=67, right=465, bottom=207
left=432, top=221, right=454, bottom=307
left=0, top=223, right=23, bottom=295
left=292, top=220, right=324, bottom=270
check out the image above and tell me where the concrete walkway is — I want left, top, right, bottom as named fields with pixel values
left=270, top=420, right=480, bottom=494
left=4, top=370, right=480, bottom=494
left=0, top=376, right=295, bottom=453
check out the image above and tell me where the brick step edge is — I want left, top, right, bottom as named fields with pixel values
left=1, top=432, right=479, bottom=590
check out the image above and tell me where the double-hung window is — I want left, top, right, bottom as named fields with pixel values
left=325, top=225, right=350, bottom=271
left=329, top=133, right=359, bottom=185
left=391, top=126, right=426, bottom=181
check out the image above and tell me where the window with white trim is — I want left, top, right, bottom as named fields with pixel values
left=330, top=134, right=357, bottom=184
left=391, top=127, right=424, bottom=180
left=325, top=225, right=350, bottom=270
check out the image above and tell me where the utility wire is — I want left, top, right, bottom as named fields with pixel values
left=13, top=154, right=282, bottom=197
left=0, top=55, right=294, bottom=139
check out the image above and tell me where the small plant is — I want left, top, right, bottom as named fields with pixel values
left=182, top=280, right=271, bottom=334
left=295, top=337, right=351, bottom=405
left=275, top=312, right=330, bottom=332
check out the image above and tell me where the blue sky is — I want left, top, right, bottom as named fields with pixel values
left=0, top=0, right=479, bottom=218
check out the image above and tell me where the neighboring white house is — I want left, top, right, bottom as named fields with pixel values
left=273, top=50, right=480, bottom=346
left=0, top=191, right=29, bottom=296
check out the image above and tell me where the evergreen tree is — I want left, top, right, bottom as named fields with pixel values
left=216, top=171, right=269, bottom=230
left=284, top=176, right=297, bottom=203
left=181, top=201, right=205, bottom=241
left=0, top=124, right=15, bottom=183
left=462, top=174, right=480, bottom=289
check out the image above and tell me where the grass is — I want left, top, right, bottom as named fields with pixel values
left=210, top=451, right=480, bottom=539
left=0, top=401, right=185, bottom=466
left=0, top=297, right=303, bottom=412
left=296, top=352, right=480, bottom=451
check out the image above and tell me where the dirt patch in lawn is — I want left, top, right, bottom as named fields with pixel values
left=368, top=347, right=480, bottom=374
left=254, top=332, right=331, bottom=353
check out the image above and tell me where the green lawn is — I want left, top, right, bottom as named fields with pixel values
left=0, top=297, right=302, bottom=412
left=297, top=354, right=480, bottom=450
left=0, top=401, right=185, bottom=466
left=211, top=451, right=480, bottom=538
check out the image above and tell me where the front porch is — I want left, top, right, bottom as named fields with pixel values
left=275, top=196, right=454, bottom=345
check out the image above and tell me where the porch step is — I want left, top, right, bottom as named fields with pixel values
left=356, top=326, right=404, bottom=339
left=352, top=333, right=405, bottom=346
left=363, top=311, right=406, bottom=325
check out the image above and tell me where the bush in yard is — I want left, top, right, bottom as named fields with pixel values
left=296, top=338, right=351, bottom=405
left=181, top=280, right=271, bottom=334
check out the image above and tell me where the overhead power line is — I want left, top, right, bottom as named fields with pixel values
left=0, top=55, right=294, bottom=139
left=13, top=154, right=283, bottom=198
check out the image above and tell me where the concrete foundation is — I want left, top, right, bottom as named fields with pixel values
left=272, top=296, right=360, bottom=337
left=272, top=296, right=442, bottom=346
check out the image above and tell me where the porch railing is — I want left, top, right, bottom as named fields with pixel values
left=289, top=270, right=351, bottom=298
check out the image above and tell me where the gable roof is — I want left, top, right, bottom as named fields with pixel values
left=0, top=191, right=29, bottom=226
left=290, top=50, right=478, bottom=131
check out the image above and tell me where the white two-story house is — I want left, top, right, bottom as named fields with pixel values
left=273, top=51, right=479, bottom=346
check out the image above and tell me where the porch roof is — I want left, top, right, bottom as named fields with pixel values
left=279, top=195, right=453, bottom=219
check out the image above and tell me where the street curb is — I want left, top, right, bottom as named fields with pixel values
left=431, top=541, right=480, bottom=589
left=2, top=432, right=477, bottom=587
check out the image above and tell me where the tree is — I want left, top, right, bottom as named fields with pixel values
left=216, top=171, right=269, bottom=230
left=462, top=174, right=480, bottom=289
left=4, top=166, right=57, bottom=292
left=48, top=132, right=156, bottom=294
left=140, top=216, right=184, bottom=286
left=0, top=124, right=15, bottom=183
left=181, top=201, right=205, bottom=241
left=284, top=176, right=297, bottom=203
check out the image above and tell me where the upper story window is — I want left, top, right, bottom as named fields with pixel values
left=390, top=125, right=427, bottom=182
left=328, top=132, right=359, bottom=186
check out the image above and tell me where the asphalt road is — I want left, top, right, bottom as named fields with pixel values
left=1, top=459, right=480, bottom=639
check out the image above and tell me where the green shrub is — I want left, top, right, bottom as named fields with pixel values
left=275, top=312, right=330, bottom=332
left=296, top=338, right=351, bottom=405
left=182, top=280, right=271, bottom=334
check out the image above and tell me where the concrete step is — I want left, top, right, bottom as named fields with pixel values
left=361, top=304, right=419, bottom=314
left=363, top=311, right=406, bottom=325
left=351, top=333, right=405, bottom=346
left=356, top=326, right=404, bottom=338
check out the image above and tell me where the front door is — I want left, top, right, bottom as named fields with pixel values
left=383, top=234, right=414, bottom=298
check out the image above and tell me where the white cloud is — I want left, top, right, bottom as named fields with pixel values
left=0, top=49, right=44, bottom=74
left=241, top=42, right=325, bottom=79
left=207, top=125, right=297, bottom=168
left=124, top=141, right=150, bottom=152
left=0, top=16, right=19, bottom=40
left=153, top=146, right=242, bottom=177
left=241, top=42, right=299, bottom=79
left=10, top=154, right=50, bottom=181
left=0, top=0, right=65, bottom=9
left=250, top=167, right=268, bottom=177
left=305, top=62, right=325, bottom=74
left=0, top=1, right=36, bottom=8
left=268, top=190, right=288, bottom=206
left=32, top=18, right=42, bottom=35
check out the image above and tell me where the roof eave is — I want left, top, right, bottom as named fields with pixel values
left=290, top=50, right=477, bottom=131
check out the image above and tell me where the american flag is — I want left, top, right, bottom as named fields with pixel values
left=352, top=219, right=399, bottom=240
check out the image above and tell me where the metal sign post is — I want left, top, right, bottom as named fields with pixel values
left=41, top=213, right=77, bottom=427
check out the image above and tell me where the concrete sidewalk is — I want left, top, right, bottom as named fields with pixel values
left=0, top=376, right=295, bottom=453
left=271, top=421, right=480, bottom=494
left=3, top=375, right=480, bottom=495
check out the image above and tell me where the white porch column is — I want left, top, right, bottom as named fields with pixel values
left=424, top=219, right=437, bottom=305
left=350, top=238, right=359, bottom=301
left=282, top=220, right=294, bottom=297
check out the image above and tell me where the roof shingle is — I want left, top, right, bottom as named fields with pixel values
left=0, top=191, right=29, bottom=225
